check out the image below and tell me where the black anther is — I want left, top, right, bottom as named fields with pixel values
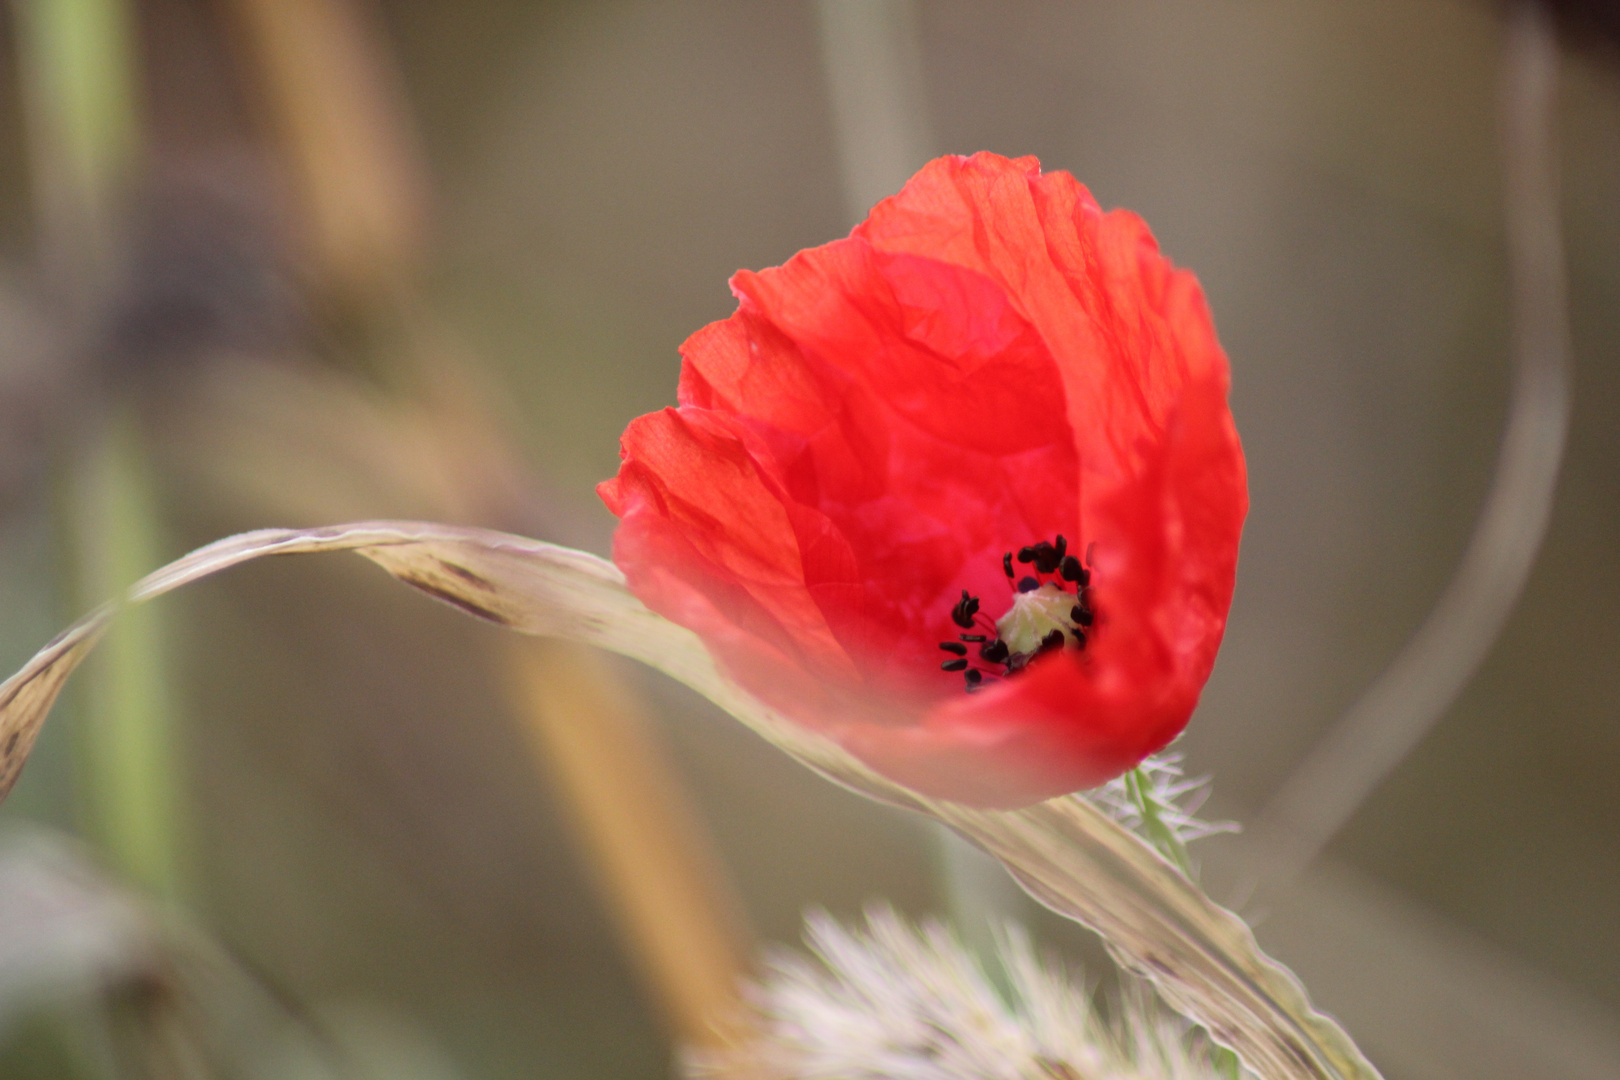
left=1071, top=628, right=1088, bottom=648
left=980, top=639, right=1010, bottom=664
left=941, top=658, right=969, bottom=672
left=1053, top=535, right=1067, bottom=559
left=1060, top=555, right=1085, bottom=583
left=951, top=590, right=981, bottom=628
left=1039, top=629, right=1066, bottom=652
left=1016, top=546, right=1037, bottom=564
left=960, top=634, right=987, bottom=642
left=1002, top=552, right=1014, bottom=578
left=939, top=642, right=967, bottom=656
left=1017, top=576, right=1040, bottom=593
left=1071, top=606, right=1094, bottom=627
left=963, top=669, right=983, bottom=687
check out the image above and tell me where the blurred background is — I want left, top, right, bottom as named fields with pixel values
left=0, top=1, right=1615, bottom=1079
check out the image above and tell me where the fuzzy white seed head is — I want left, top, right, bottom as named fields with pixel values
left=1086, top=752, right=1238, bottom=852
left=687, top=906, right=1232, bottom=1080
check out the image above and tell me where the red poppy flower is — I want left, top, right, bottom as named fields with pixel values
left=599, top=153, right=1246, bottom=808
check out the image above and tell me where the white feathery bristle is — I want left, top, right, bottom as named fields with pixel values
left=688, top=905, right=1229, bottom=1080
left=1086, top=752, right=1239, bottom=848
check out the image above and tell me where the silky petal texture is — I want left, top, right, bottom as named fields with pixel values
left=601, top=153, right=1246, bottom=807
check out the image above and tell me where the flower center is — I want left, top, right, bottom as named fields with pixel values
left=937, top=535, right=1095, bottom=692
left=995, top=584, right=1080, bottom=656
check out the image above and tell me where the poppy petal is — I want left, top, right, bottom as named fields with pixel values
left=603, top=153, right=1245, bottom=807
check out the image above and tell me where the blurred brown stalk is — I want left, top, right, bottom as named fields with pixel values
left=216, top=0, right=756, bottom=1047
left=10, top=0, right=758, bottom=1054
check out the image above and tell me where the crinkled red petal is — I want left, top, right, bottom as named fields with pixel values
left=601, top=152, right=1246, bottom=807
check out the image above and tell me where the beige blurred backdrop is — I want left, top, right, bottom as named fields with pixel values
left=0, top=3, right=1616, bottom=1080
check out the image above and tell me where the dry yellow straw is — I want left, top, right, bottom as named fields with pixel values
left=507, top=639, right=753, bottom=1045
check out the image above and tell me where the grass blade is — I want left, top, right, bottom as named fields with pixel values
left=0, top=521, right=1381, bottom=1080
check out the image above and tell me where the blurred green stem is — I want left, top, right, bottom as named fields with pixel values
left=74, top=413, right=183, bottom=899
left=11, top=0, right=140, bottom=290
left=16, top=0, right=177, bottom=897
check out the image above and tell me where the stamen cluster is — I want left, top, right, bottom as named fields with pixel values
left=938, top=535, right=1095, bottom=692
